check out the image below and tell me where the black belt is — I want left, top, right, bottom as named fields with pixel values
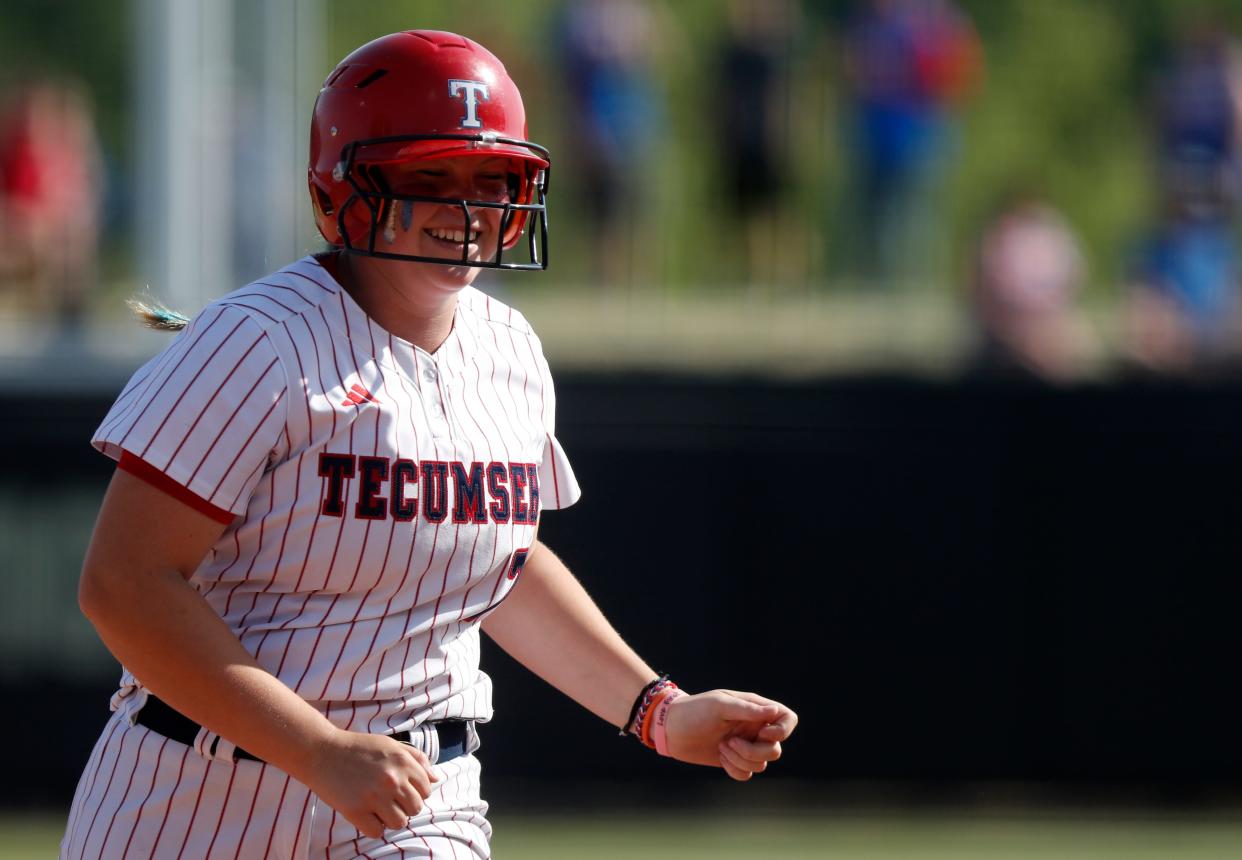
left=135, top=695, right=470, bottom=765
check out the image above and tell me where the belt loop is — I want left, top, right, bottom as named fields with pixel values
left=211, top=736, right=240, bottom=764
left=424, top=722, right=441, bottom=764
left=122, top=688, right=151, bottom=727
left=192, top=726, right=214, bottom=759
left=394, top=722, right=438, bottom=762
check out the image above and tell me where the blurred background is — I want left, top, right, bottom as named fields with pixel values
left=4, top=0, right=1242, bottom=857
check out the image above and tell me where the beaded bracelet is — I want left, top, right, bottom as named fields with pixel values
left=619, top=674, right=673, bottom=739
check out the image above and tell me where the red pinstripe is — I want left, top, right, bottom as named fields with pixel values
left=354, top=334, right=426, bottom=721
left=108, top=310, right=232, bottom=448
left=237, top=317, right=318, bottom=635
left=387, top=349, right=447, bottom=729
left=228, top=288, right=307, bottom=316
left=167, top=340, right=269, bottom=469
left=264, top=310, right=345, bottom=679
left=479, top=318, right=526, bottom=615
left=325, top=809, right=339, bottom=860
left=287, top=269, right=336, bottom=293
left=97, top=351, right=174, bottom=441
left=236, top=450, right=303, bottom=638
left=519, top=329, right=549, bottom=434
left=281, top=304, right=371, bottom=695
left=134, top=314, right=251, bottom=461
left=295, top=789, right=317, bottom=858
left=191, top=360, right=282, bottom=487
left=97, top=305, right=232, bottom=441
left=96, top=729, right=153, bottom=856
left=229, top=763, right=268, bottom=860
left=221, top=477, right=274, bottom=620
left=142, top=744, right=191, bottom=860
left=504, top=325, right=540, bottom=449
left=258, top=773, right=296, bottom=860
left=340, top=469, right=406, bottom=697
left=450, top=337, right=506, bottom=626
left=210, top=505, right=243, bottom=577
left=198, top=758, right=242, bottom=860
left=169, top=758, right=215, bottom=860
left=309, top=304, right=358, bottom=597
left=224, top=301, right=280, bottom=324
left=227, top=455, right=271, bottom=513
left=415, top=338, right=472, bottom=708
left=117, top=735, right=171, bottom=859
left=250, top=280, right=318, bottom=302
left=304, top=309, right=383, bottom=703
left=388, top=521, right=445, bottom=729
left=416, top=524, right=462, bottom=707
left=423, top=340, right=486, bottom=704
left=333, top=353, right=405, bottom=705
left=426, top=772, right=465, bottom=860
left=77, top=721, right=137, bottom=859
left=64, top=715, right=124, bottom=860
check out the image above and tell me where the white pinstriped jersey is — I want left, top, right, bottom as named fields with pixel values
left=92, top=255, right=580, bottom=734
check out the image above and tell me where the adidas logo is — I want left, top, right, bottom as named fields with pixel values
left=341, top=383, right=379, bottom=408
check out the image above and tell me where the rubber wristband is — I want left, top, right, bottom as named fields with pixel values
left=639, top=686, right=679, bottom=748
left=638, top=689, right=666, bottom=748
left=651, top=688, right=685, bottom=757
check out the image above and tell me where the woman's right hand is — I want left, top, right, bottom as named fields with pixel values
left=305, top=728, right=440, bottom=839
left=79, top=467, right=440, bottom=841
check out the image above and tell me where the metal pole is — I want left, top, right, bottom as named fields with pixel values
left=135, top=0, right=233, bottom=312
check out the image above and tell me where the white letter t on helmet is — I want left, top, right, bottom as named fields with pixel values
left=448, top=79, right=491, bottom=129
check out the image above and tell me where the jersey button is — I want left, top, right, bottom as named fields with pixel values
left=423, top=369, right=438, bottom=383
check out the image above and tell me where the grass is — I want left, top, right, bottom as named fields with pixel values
left=19, top=809, right=1242, bottom=859
left=489, top=812, right=1242, bottom=860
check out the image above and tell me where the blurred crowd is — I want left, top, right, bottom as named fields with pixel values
left=965, top=14, right=1242, bottom=381
left=0, top=80, right=102, bottom=326
left=549, top=0, right=1242, bottom=382
left=7, top=1, right=1242, bottom=381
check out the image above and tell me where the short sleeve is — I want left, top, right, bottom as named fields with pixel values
left=538, top=432, right=581, bottom=510
left=92, top=303, right=289, bottom=517
left=530, top=333, right=581, bottom=511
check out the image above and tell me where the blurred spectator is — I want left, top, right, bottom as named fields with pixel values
left=0, top=80, right=103, bottom=325
left=843, top=0, right=982, bottom=286
left=714, top=0, right=801, bottom=288
left=965, top=195, right=1097, bottom=383
left=556, top=0, right=663, bottom=289
left=1124, top=23, right=1242, bottom=375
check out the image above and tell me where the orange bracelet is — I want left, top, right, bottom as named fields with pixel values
left=651, top=688, right=685, bottom=756
left=638, top=685, right=679, bottom=748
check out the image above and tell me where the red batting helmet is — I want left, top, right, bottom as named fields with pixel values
left=308, top=30, right=550, bottom=269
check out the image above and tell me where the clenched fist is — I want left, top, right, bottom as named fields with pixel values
left=662, top=690, right=797, bottom=781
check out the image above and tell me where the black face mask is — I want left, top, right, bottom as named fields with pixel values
left=334, top=133, right=550, bottom=271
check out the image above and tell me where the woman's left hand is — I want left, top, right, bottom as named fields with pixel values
left=663, top=689, right=798, bottom=781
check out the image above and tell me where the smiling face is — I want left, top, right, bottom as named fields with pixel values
left=376, top=156, right=517, bottom=276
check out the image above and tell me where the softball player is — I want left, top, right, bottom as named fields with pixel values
left=62, top=30, right=796, bottom=859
